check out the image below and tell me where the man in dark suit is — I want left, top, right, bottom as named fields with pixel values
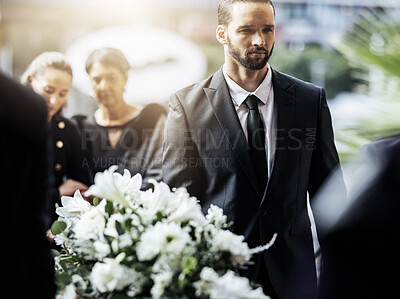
left=318, top=137, right=400, bottom=298
left=162, top=1, right=344, bottom=298
left=0, top=73, right=55, bottom=298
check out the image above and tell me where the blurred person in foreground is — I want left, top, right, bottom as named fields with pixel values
left=162, top=0, right=345, bottom=298
left=0, top=72, right=55, bottom=298
left=318, top=136, right=400, bottom=298
left=21, top=52, right=91, bottom=218
left=74, top=47, right=166, bottom=189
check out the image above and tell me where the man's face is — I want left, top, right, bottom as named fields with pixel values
left=225, top=2, right=275, bottom=70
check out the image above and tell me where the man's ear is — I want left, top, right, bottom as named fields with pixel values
left=216, top=25, right=228, bottom=45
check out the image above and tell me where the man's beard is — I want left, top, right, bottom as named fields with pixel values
left=227, top=38, right=274, bottom=70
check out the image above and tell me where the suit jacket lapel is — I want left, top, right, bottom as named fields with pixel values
left=204, top=68, right=262, bottom=196
left=263, top=69, right=295, bottom=202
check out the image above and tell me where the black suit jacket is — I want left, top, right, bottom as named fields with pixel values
left=162, top=67, right=344, bottom=298
left=319, top=137, right=400, bottom=299
left=0, top=73, right=55, bottom=298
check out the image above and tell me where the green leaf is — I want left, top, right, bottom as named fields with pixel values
left=93, top=197, right=100, bottom=206
left=51, top=220, right=67, bottom=235
left=177, top=256, right=198, bottom=291
left=55, top=271, right=73, bottom=289
left=105, top=200, right=114, bottom=215
left=182, top=256, right=198, bottom=273
left=115, top=221, right=124, bottom=235
left=107, top=292, right=127, bottom=299
left=155, top=211, right=164, bottom=222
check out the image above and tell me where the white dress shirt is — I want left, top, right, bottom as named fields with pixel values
left=222, top=63, right=275, bottom=177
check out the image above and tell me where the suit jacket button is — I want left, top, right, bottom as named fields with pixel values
left=259, top=208, right=267, bottom=216
left=58, top=121, right=65, bottom=129
left=55, top=163, right=62, bottom=171
left=56, top=140, right=64, bottom=148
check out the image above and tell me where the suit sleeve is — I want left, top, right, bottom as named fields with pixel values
left=308, top=88, right=346, bottom=206
left=162, top=93, right=204, bottom=199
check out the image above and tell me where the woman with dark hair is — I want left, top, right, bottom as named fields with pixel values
left=75, top=47, right=166, bottom=189
left=22, top=51, right=91, bottom=220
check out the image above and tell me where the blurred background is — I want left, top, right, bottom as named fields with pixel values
left=1, top=0, right=400, bottom=174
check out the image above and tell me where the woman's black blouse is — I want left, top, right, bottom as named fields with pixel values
left=74, top=103, right=166, bottom=190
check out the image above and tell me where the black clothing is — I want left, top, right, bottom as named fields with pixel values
left=0, top=73, right=56, bottom=299
left=75, top=103, right=166, bottom=190
left=318, top=137, right=400, bottom=298
left=47, top=113, right=91, bottom=222
left=50, top=113, right=92, bottom=187
left=244, top=94, right=268, bottom=192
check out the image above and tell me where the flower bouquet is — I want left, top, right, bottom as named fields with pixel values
left=52, top=166, right=277, bottom=299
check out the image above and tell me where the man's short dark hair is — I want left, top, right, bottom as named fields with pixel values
left=217, top=0, right=275, bottom=26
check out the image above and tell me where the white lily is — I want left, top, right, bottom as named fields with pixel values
left=56, top=190, right=91, bottom=219
left=85, top=165, right=142, bottom=209
left=142, top=179, right=180, bottom=215
left=168, top=195, right=206, bottom=226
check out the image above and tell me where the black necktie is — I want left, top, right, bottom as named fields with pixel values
left=244, top=95, right=268, bottom=191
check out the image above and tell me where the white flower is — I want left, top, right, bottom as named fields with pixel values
left=56, top=190, right=91, bottom=219
left=199, top=266, right=219, bottom=281
left=104, top=213, right=124, bottom=238
left=74, top=200, right=106, bottom=240
left=71, top=274, right=87, bottom=291
left=206, top=204, right=227, bottom=229
left=127, top=275, right=149, bottom=297
left=250, top=233, right=278, bottom=255
left=72, top=238, right=97, bottom=259
left=63, top=283, right=77, bottom=299
left=151, top=271, right=173, bottom=299
left=85, top=165, right=142, bottom=208
left=199, top=268, right=269, bottom=299
left=54, top=231, right=69, bottom=247
left=141, top=179, right=180, bottom=214
left=141, top=180, right=206, bottom=225
left=54, top=166, right=278, bottom=299
left=211, top=270, right=269, bottom=299
left=93, top=240, right=111, bottom=260
left=90, top=256, right=144, bottom=293
left=211, top=229, right=251, bottom=266
left=137, top=221, right=192, bottom=261
left=168, top=195, right=206, bottom=226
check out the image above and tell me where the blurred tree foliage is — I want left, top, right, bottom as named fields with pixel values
left=332, top=7, right=400, bottom=162
left=196, top=41, right=225, bottom=78
left=269, top=44, right=356, bottom=99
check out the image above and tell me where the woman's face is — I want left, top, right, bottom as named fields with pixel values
left=29, top=67, right=72, bottom=120
left=88, top=62, right=128, bottom=107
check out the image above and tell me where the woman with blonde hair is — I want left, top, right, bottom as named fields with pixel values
left=22, top=52, right=91, bottom=217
